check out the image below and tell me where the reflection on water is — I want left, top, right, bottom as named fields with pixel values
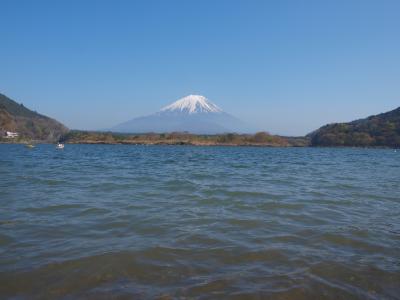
left=0, top=144, right=399, bottom=299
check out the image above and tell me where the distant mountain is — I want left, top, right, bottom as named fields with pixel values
left=0, top=93, right=68, bottom=142
left=112, top=95, right=252, bottom=134
left=309, top=106, right=400, bottom=147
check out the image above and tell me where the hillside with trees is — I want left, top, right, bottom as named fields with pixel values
left=63, top=130, right=309, bottom=147
left=0, top=93, right=69, bottom=142
left=309, top=107, right=400, bottom=147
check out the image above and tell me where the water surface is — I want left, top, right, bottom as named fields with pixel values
left=0, top=144, right=399, bottom=299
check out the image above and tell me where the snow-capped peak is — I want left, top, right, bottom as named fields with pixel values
left=160, top=95, right=223, bottom=114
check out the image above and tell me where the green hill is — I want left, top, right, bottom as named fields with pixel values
left=309, top=107, right=400, bottom=147
left=0, top=93, right=69, bottom=142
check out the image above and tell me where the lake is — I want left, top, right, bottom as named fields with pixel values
left=0, top=144, right=399, bottom=299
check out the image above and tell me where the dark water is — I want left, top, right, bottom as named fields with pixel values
left=0, top=144, right=399, bottom=299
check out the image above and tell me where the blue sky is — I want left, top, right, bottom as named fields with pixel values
left=1, top=0, right=399, bottom=135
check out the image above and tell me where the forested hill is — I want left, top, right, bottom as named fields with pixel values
left=309, top=107, right=400, bottom=147
left=0, top=93, right=69, bottom=142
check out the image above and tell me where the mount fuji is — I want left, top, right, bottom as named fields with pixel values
left=111, top=95, right=252, bottom=134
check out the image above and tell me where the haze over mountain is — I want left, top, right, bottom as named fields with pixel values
left=112, top=95, right=252, bottom=134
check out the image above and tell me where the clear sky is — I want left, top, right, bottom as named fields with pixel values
left=1, top=0, right=399, bottom=135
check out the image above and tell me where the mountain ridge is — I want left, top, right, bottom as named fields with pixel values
left=1, top=91, right=399, bottom=148
left=309, top=106, right=400, bottom=147
left=0, top=93, right=69, bottom=142
left=112, top=95, right=252, bottom=134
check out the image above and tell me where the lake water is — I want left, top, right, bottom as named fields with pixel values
left=0, top=144, right=399, bottom=299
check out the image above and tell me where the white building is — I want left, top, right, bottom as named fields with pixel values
left=5, top=131, right=19, bottom=138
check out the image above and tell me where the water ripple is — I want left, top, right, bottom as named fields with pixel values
left=0, top=145, right=399, bottom=299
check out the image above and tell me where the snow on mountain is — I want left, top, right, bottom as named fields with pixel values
left=160, top=95, right=222, bottom=114
left=111, top=95, right=252, bottom=134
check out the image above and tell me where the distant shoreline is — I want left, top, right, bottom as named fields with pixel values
left=0, top=140, right=302, bottom=147
left=65, top=141, right=301, bottom=147
left=2, top=128, right=399, bottom=149
left=1, top=140, right=398, bottom=149
left=57, top=130, right=309, bottom=147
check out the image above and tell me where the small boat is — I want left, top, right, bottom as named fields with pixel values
left=56, top=143, right=64, bottom=149
left=25, top=144, right=35, bottom=149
